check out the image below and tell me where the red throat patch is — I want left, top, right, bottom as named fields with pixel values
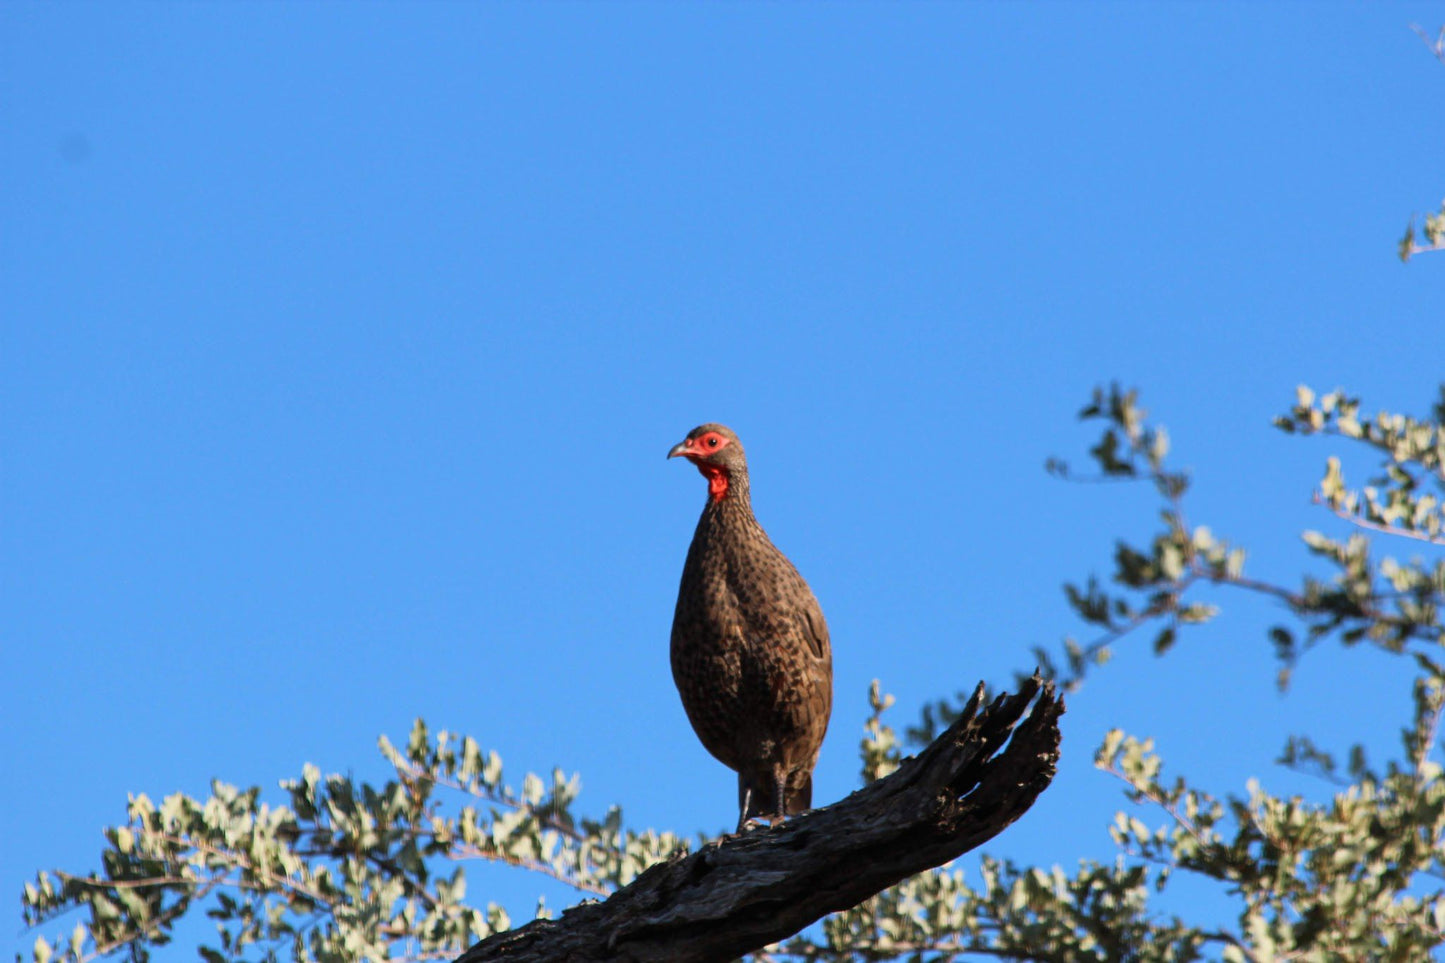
left=697, top=463, right=730, bottom=501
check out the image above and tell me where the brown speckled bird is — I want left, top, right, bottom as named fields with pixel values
left=667, top=424, right=833, bottom=830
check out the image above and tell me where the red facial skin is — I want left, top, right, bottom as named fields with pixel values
left=676, top=431, right=732, bottom=502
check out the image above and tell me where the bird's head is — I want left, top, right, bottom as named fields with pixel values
left=668, top=424, right=747, bottom=501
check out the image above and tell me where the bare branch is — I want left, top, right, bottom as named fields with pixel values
left=454, top=678, right=1064, bottom=963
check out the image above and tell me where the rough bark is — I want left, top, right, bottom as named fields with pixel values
left=456, top=675, right=1063, bottom=963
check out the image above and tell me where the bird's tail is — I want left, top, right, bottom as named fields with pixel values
left=785, top=773, right=812, bottom=815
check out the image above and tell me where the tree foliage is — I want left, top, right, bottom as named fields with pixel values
left=807, top=383, right=1445, bottom=963
left=22, top=378, right=1445, bottom=962
left=21, top=728, right=683, bottom=963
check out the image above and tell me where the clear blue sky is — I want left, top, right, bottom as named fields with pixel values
left=4, top=3, right=1442, bottom=956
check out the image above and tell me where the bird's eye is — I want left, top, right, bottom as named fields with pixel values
left=707, top=437, right=719, bottom=447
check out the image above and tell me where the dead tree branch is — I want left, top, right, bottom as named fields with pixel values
left=456, top=675, right=1063, bottom=963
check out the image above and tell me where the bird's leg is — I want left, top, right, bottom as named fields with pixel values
left=737, top=786, right=753, bottom=834
left=772, top=770, right=788, bottom=824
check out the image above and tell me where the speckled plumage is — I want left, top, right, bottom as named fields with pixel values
left=668, top=424, right=833, bottom=828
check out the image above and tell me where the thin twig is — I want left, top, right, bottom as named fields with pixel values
left=452, top=842, right=612, bottom=897
left=1311, top=495, right=1445, bottom=546
left=1199, top=566, right=1303, bottom=607
left=1412, top=24, right=1445, bottom=63
left=390, top=758, right=592, bottom=845
left=1100, top=761, right=1213, bottom=855
left=87, top=879, right=221, bottom=962
left=54, top=872, right=197, bottom=891
left=1413, top=684, right=1445, bottom=780
left=149, top=830, right=337, bottom=908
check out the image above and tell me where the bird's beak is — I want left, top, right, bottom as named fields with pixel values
left=667, top=440, right=693, bottom=460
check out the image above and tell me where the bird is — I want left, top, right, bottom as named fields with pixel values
left=667, top=423, right=833, bottom=831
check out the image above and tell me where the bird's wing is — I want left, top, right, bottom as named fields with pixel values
left=801, top=598, right=831, bottom=665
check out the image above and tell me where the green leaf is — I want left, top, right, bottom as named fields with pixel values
left=1153, top=626, right=1177, bottom=655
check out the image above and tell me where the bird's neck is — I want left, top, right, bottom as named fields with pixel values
left=700, top=469, right=752, bottom=516
left=693, top=473, right=771, bottom=564
left=697, top=464, right=751, bottom=506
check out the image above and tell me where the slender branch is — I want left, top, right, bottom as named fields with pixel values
left=390, top=758, right=592, bottom=845
left=452, top=842, right=612, bottom=897
left=294, top=824, right=611, bottom=897
left=1099, top=762, right=1213, bottom=856
left=149, top=831, right=337, bottom=909
left=1278, top=758, right=1353, bottom=790
left=53, top=872, right=197, bottom=891
left=848, top=941, right=1072, bottom=963
left=1070, top=573, right=1199, bottom=668
left=1198, top=560, right=1436, bottom=642
left=1197, top=565, right=1303, bottom=607
left=1312, top=495, right=1445, bottom=546
left=1412, top=23, right=1445, bottom=63
left=87, top=879, right=221, bottom=963
left=368, top=850, right=440, bottom=911
left=55, top=864, right=308, bottom=906
left=1045, top=471, right=1145, bottom=485
left=1295, top=426, right=1445, bottom=485
left=1413, top=686, right=1445, bottom=780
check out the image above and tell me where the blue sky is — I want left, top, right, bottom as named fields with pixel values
left=4, top=3, right=1443, bottom=956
